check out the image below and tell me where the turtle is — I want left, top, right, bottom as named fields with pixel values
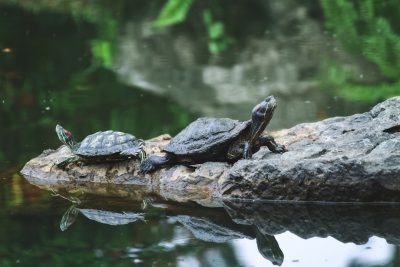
left=55, top=124, right=146, bottom=168
left=139, top=95, right=286, bottom=173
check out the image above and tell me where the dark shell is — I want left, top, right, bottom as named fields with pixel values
left=164, top=117, right=250, bottom=156
left=74, top=130, right=143, bottom=157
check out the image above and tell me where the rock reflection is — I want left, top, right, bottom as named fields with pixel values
left=49, top=189, right=400, bottom=266
left=40, top=184, right=400, bottom=266
left=223, top=200, right=400, bottom=245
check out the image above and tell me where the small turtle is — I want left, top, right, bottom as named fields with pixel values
left=140, top=96, right=286, bottom=173
left=55, top=125, right=146, bottom=168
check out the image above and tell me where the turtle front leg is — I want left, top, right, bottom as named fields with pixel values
left=258, top=135, right=287, bottom=153
left=139, top=154, right=175, bottom=174
left=56, top=156, right=80, bottom=169
left=243, top=142, right=252, bottom=159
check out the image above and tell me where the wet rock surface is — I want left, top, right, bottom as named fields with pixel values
left=22, top=97, right=400, bottom=202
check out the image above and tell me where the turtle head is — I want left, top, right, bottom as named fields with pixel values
left=250, top=96, right=277, bottom=143
left=56, top=124, right=76, bottom=149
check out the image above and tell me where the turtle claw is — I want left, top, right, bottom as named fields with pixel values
left=139, top=155, right=172, bottom=174
left=56, top=161, right=69, bottom=169
left=274, top=144, right=287, bottom=153
left=139, top=159, right=155, bottom=174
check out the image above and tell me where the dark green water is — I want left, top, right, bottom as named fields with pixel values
left=1, top=1, right=400, bottom=267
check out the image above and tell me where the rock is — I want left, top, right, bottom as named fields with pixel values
left=159, top=162, right=229, bottom=207
left=21, top=134, right=226, bottom=206
left=220, top=97, right=400, bottom=201
left=22, top=97, right=400, bottom=202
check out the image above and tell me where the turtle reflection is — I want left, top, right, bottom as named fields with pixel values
left=60, top=205, right=80, bottom=231
left=60, top=205, right=145, bottom=231
left=59, top=203, right=284, bottom=266
left=256, top=228, right=284, bottom=266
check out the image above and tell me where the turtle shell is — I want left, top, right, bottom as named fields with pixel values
left=75, top=130, right=143, bottom=157
left=164, top=117, right=250, bottom=156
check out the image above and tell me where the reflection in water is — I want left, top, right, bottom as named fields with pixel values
left=1, top=170, right=399, bottom=266
left=52, top=196, right=400, bottom=267
left=10, top=166, right=400, bottom=266
left=60, top=205, right=79, bottom=231
left=281, top=234, right=394, bottom=267
left=57, top=200, right=284, bottom=266
left=256, top=228, right=284, bottom=266
left=234, top=235, right=395, bottom=267
left=60, top=205, right=146, bottom=231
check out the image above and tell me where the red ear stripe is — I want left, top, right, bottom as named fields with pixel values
left=65, top=130, right=73, bottom=138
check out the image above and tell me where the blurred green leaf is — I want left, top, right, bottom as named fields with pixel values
left=153, top=0, right=194, bottom=28
left=209, top=22, right=224, bottom=39
left=202, top=9, right=212, bottom=26
left=202, top=9, right=232, bottom=54
left=90, top=40, right=113, bottom=68
left=208, top=41, right=219, bottom=54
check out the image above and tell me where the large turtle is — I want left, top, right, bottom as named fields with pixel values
left=55, top=125, right=146, bottom=167
left=140, top=96, right=286, bottom=173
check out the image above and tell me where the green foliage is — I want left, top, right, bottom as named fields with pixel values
left=90, top=40, right=113, bottom=68
left=153, top=0, right=232, bottom=54
left=321, top=0, right=400, bottom=79
left=153, top=0, right=194, bottom=27
left=203, top=9, right=232, bottom=54
left=338, top=81, right=400, bottom=102
left=90, top=15, right=118, bottom=69
left=321, top=0, right=400, bottom=101
left=321, top=60, right=400, bottom=102
left=1, top=0, right=120, bottom=70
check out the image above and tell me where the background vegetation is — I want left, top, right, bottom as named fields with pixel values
left=152, top=0, right=400, bottom=102
left=320, top=0, right=400, bottom=102
left=2, top=0, right=398, bottom=106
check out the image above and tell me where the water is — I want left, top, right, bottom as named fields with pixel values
left=1, top=1, right=399, bottom=266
